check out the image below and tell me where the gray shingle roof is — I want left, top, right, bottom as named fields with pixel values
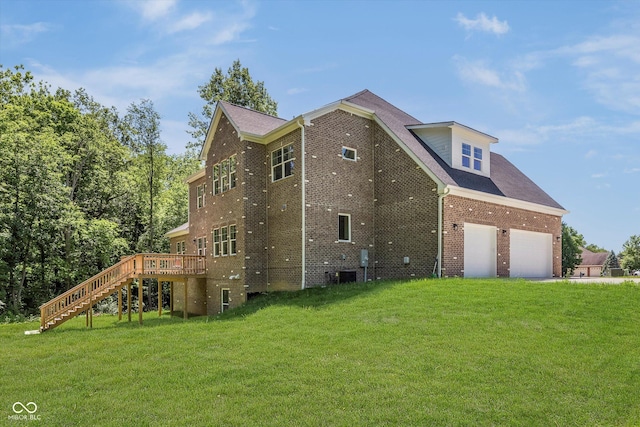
left=579, top=249, right=609, bottom=267
left=344, top=90, right=565, bottom=210
left=219, top=101, right=287, bottom=136
left=216, top=90, right=564, bottom=211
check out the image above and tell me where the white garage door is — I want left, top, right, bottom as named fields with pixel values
left=510, top=229, right=552, bottom=278
left=464, top=223, right=497, bottom=278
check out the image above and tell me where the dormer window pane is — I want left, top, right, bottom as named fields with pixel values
left=474, top=147, right=482, bottom=171
left=462, top=143, right=471, bottom=168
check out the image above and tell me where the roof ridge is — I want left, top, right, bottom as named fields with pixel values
left=218, top=100, right=286, bottom=121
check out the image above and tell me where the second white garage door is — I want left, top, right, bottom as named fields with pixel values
left=464, top=223, right=497, bottom=278
left=510, top=229, right=553, bottom=278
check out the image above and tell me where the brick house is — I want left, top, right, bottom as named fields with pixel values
left=166, top=90, right=567, bottom=316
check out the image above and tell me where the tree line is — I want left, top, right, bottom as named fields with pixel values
left=0, top=60, right=278, bottom=317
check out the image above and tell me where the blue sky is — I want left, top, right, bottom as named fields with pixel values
left=1, top=0, right=639, bottom=253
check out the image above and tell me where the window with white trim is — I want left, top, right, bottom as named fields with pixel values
left=197, top=237, right=206, bottom=256
left=221, top=289, right=230, bottom=312
left=212, top=154, right=237, bottom=195
left=197, top=184, right=205, bottom=208
left=462, top=143, right=483, bottom=172
left=213, top=229, right=220, bottom=257
left=342, top=147, right=356, bottom=161
left=338, top=214, right=351, bottom=242
left=229, top=224, right=237, bottom=255
left=271, top=144, right=294, bottom=181
left=221, top=226, right=228, bottom=256
left=213, top=164, right=220, bottom=195
left=176, top=241, right=185, bottom=254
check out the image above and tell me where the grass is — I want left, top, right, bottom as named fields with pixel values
left=1, top=278, right=640, bottom=426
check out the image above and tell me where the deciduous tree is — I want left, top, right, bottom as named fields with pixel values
left=620, top=235, right=640, bottom=272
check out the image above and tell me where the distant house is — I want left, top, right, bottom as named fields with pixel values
left=573, top=248, right=609, bottom=277
left=166, top=90, right=568, bottom=316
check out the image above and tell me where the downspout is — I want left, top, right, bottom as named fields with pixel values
left=437, top=187, right=450, bottom=278
left=297, top=120, right=306, bottom=289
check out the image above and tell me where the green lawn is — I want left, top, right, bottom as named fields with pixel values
left=2, top=278, right=640, bottom=426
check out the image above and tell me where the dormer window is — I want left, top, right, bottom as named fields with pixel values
left=462, top=143, right=483, bottom=172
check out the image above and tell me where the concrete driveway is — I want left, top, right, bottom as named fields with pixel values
left=534, top=277, right=640, bottom=284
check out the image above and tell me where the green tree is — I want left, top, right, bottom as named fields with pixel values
left=620, top=235, right=640, bottom=272
left=122, top=99, right=167, bottom=253
left=584, top=243, right=607, bottom=253
left=187, top=59, right=278, bottom=154
left=561, top=222, right=583, bottom=277
left=602, top=250, right=620, bottom=276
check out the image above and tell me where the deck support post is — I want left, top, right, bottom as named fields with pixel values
left=183, top=279, right=188, bottom=320
left=170, top=282, right=174, bottom=317
left=138, top=277, right=143, bottom=325
left=118, top=287, right=123, bottom=321
left=86, top=308, right=89, bottom=327
left=158, top=281, right=162, bottom=317
left=127, top=282, right=132, bottom=322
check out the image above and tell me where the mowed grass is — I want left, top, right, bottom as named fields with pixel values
left=2, top=279, right=640, bottom=426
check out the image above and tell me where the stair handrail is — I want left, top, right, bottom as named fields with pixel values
left=39, top=254, right=207, bottom=331
left=39, top=254, right=138, bottom=330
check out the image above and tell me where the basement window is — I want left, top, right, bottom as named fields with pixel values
left=272, top=144, right=295, bottom=182
left=342, top=147, right=356, bottom=161
left=338, top=214, right=351, bottom=242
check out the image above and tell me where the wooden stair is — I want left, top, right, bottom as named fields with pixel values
left=39, top=254, right=205, bottom=332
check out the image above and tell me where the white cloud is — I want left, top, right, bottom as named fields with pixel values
left=591, top=173, right=607, bottom=178
left=624, top=168, right=640, bottom=174
left=168, top=11, right=212, bottom=33
left=453, top=56, right=526, bottom=92
left=584, top=149, right=598, bottom=159
left=455, top=12, right=509, bottom=35
left=135, top=0, right=177, bottom=21
left=0, top=22, right=51, bottom=46
left=287, top=88, right=308, bottom=95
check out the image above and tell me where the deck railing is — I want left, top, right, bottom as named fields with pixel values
left=39, top=254, right=205, bottom=331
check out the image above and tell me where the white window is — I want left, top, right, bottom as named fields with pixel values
left=175, top=241, right=185, bottom=255
left=342, top=147, right=356, bottom=161
left=272, top=144, right=294, bottom=181
left=212, top=164, right=220, bottom=195
left=221, top=289, right=230, bottom=312
left=473, top=147, right=482, bottom=171
left=229, top=155, right=237, bottom=189
left=221, top=226, right=229, bottom=256
left=462, top=143, right=471, bottom=168
left=221, top=159, right=229, bottom=192
left=197, top=237, right=206, bottom=256
left=229, top=224, right=237, bottom=255
left=213, top=229, right=220, bottom=257
left=338, top=214, right=351, bottom=242
left=196, top=184, right=205, bottom=208
left=462, top=143, right=483, bottom=171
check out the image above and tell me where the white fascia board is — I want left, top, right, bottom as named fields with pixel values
left=201, top=103, right=243, bottom=160
left=408, top=122, right=498, bottom=144
left=303, top=100, right=375, bottom=123
left=372, top=116, right=446, bottom=191
left=185, top=168, right=206, bottom=184
left=446, top=186, right=569, bottom=216
left=165, top=223, right=190, bottom=238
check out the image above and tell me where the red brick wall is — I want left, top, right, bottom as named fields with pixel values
left=442, top=195, right=562, bottom=277
left=304, top=110, right=375, bottom=286
left=373, top=124, right=440, bottom=280
left=265, top=129, right=303, bottom=291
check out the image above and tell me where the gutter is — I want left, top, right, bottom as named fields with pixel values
left=437, top=187, right=450, bottom=278
left=297, top=120, right=306, bottom=289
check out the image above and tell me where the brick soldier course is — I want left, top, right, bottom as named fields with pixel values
left=167, top=90, right=567, bottom=315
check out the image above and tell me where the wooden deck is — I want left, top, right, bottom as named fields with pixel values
left=39, top=254, right=206, bottom=331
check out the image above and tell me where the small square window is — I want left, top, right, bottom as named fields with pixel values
left=342, top=147, right=356, bottom=161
